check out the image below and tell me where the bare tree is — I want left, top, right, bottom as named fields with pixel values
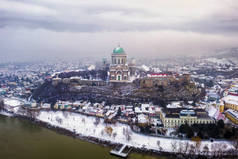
left=56, top=116, right=62, bottom=125
left=32, top=110, right=40, bottom=118
left=63, top=111, right=69, bottom=118
left=113, top=132, right=117, bottom=139
left=217, top=143, right=228, bottom=157
left=16, top=106, right=26, bottom=115
left=123, top=128, right=132, bottom=141
left=82, top=118, right=85, bottom=124
left=211, top=143, right=220, bottom=157
left=171, top=141, right=177, bottom=152
left=105, top=126, right=113, bottom=136
left=178, top=141, right=184, bottom=154
left=157, top=140, right=160, bottom=148
left=94, top=117, right=100, bottom=127
left=0, top=99, right=4, bottom=110
left=232, top=137, right=238, bottom=152
left=223, top=143, right=228, bottom=156
left=183, top=142, right=189, bottom=154
left=159, top=146, right=163, bottom=152
left=156, top=140, right=164, bottom=151
left=230, top=142, right=237, bottom=157
left=188, top=144, right=195, bottom=156
left=203, top=145, right=209, bottom=156
left=191, top=136, right=201, bottom=154
left=26, top=109, right=40, bottom=119
left=100, top=129, right=104, bottom=136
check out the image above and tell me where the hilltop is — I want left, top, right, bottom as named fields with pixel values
left=32, top=72, right=203, bottom=106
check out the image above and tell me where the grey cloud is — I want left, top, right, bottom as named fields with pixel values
left=0, top=0, right=237, bottom=34
left=0, top=0, right=238, bottom=62
left=0, top=16, right=102, bottom=32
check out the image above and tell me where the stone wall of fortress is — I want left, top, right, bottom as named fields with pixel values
left=139, top=74, right=191, bottom=88
left=52, top=78, right=106, bottom=86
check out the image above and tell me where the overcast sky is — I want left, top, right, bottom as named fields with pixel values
left=0, top=0, right=238, bottom=62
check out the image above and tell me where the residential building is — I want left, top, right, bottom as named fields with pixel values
left=225, top=109, right=238, bottom=124
left=222, top=95, right=238, bottom=111
left=160, top=108, right=215, bottom=128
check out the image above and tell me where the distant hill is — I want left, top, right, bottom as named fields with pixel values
left=211, top=47, right=238, bottom=63
left=198, top=47, right=238, bottom=66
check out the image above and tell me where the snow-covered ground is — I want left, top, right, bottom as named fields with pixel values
left=207, top=104, right=226, bottom=121
left=0, top=97, right=234, bottom=154
left=207, top=105, right=219, bottom=118
left=35, top=111, right=233, bottom=153
left=3, top=98, right=23, bottom=107
left=0, top=110, right=13, bottom=117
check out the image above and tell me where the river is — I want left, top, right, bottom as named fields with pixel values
left=0, top=115, right=171, bottom=159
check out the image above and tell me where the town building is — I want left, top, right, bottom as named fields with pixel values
left=222, top=95, right=238, bottom=111
left=109, top=45, right=130, bottom=82
left=225, top=109, right=238, bottom=124
left=219, top=101, right=225, bottom=113
left=160, top=108, right=215, bottom=128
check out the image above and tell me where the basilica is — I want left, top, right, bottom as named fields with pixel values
left=109, top=45, right=130, bottom=82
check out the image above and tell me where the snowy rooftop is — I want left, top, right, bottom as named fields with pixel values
left=138, top=114, right=148, bottom=124
left=222, top=95, right=238, bottom=105
left=166, top=101, right=182, bottom=108
left=226, top=109, right=238, bottom=120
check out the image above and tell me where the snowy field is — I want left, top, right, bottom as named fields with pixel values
left=36, top=111, right=233, bottom=153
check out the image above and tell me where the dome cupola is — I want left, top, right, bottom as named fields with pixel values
left=113, top=45, right=125, bottom=54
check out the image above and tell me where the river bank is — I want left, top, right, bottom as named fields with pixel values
left=0, top=112, right=202, bottom=159
left=0, top=107, right=237, bottom=159
left=0, top=111, right=174, bottom=159
left=1, top=114, right=169, bottom=159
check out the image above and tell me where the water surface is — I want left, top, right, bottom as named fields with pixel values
left=0, top=115, right=170, bottom=159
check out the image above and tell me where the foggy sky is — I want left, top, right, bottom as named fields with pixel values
left=0, top=0, right=238, bottom=62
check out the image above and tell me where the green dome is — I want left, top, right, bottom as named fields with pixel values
left=113, top=46, right=125, bottom=54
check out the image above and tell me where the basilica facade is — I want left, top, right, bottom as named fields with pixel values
left=109, top=45, right=130, bottom=82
